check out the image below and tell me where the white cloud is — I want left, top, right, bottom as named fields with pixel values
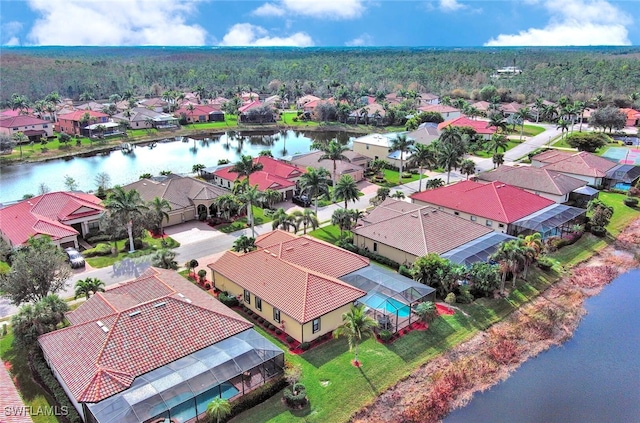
left=2, top=21, right=23, bottom=46
left=253, top=0, right=365, bottom=20
left=25, top=0, right=208, bottom=46
left=440, top=0, right=465, bottom=12
left=252, top=3, right=286, bottom=17
left=346, top=33, right=373, bottom=46
left=219, top=23, right=314, bottom=47
left=485, top=0, right=632, bottom=46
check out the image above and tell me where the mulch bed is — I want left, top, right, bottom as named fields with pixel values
left=436, top=303, right=455, bottom=315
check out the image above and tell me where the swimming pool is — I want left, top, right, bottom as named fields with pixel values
left=361, top=293, right=411, bottom=318
left=612, top=182, right=631, bottom=191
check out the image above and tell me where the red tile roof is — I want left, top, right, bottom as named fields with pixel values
left=533, top=151, right=618, bottom=177
left=0, top=191, right=104, bottom=246
left=410, top=180, right=554, bottom=223
left=354, top=199, right=493, bottom=257
left=209, top=247, right=366, bottom=324
left=39, top=268, right=252, bottom=403
left=438, top=116, right=497, bottom=135
left=0, top=114, right=50, bottom=128
left=57, top=110, right=108, bottom=122
left=174, top=104, right=222, bottom=117
left=238, top=100, right=262, bottom=113
left=213, top=156, right=304, bottom=191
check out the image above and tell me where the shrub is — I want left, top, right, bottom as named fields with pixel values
left=257, top=317, right=264, bottom=324
left=275, top=329, right=282, bottom=335
left=590, top=225, right=607, bottom=237
left=263, top=320, right=270, bottom=328
left=286, top=335, right=294, bottom=343
left=455, top=286, right=474, bottom=304
left=623, top=197, right=638, bottom=207
left=299, top=342, right=310, bottom=351
left=83, top=243, right=112, bottom=257
left=444, top=293, right=456, bottom=304
left=204, top=283, right=211, bottom=290
left=398, top=265, right=413, bottom=278
left=229, top=377, right=286, bottom=417
left=378, top=329, right=393, bottom=342
left=31, top=350, right=82, bottom=423
left=283, top=383, right=307, bottom=408
left=85, top=234, right=112, bottom=244
left=537, top=256, right=554, bottom=271
left=218, top=292, right=239, bottom=307
left=269, top=324, right=276, bottom=330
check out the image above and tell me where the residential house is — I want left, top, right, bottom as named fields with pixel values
left=296, top=95, right=321, bottom=109
left=620, top=108, right=640, bottom=127
left=38, top=267, right=283, bottom=423
left=418, top=104, right=461, bottom=120
left=284, top=150, right=369, bottom=182
left=410, top=180, right=555, bottom=235
left=475, top=165, right=587, bottom=203
left=438, top=116, right=497, bottom=140
left=406, top=122, right=439, bottom=146
left=208, top=232, right=369, bottom=343
left=0, top=191, right=104, bottom=248
left=138, top=97, right=169, bottom=113
left=112, top=107, right=178, bottom=129
left=174, top=104, right=224, bottom=123
left=500, top=102, right=524, bottom=118
left=349, top=103, right=386, bottom=125
left=531, top=150, right=618, bottom=187
left=470, top=101, right=492, bottom=115
left=352, top=199, right=496, bottom=266
left=351, top=132, right=411, bottom=168
left=121, top=174, right=228, bottom=225
left=0, top=114, right=54, bottom=141
left=206, top=156, right=304, bottom=200
left=55, top=110, right=109, bottom=136
left=240, top=92, right=260, bottom=103
left=419, top=93, right=440, bottom=106
left=238, top=100, right=275, bottom=123
left=75, top=102, right=107, bottom=112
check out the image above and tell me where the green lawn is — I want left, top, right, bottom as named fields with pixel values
left=216, top=206, right=273, bottom=233
left=85, top=231, right=180, bottom=268
left=308, top=225, right=343, bottom=244
left=0, top=331, right=59, bottom=423
left=279, top=111, right=319, bottom=127
left=375, top=169, right=421, bottom=187
left=473, top=139, right=523, bottom=158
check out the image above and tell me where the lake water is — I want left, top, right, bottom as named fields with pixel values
left=0, top=130, right=353, bottom=203
left=445, top=269, right=640, bottom=423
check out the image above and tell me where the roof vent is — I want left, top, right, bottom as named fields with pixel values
left=101, top=326, right=109, bottom=333
left=264, top=249, right=270, bottom=254
left=271, top=253, right=277, bottom=257
left=411, top=214, right=418, bottom=218
left=128, top=310, right=141, bottom=317
left=285, top=247, right=294, bottom=251
left=184, top=298, right=192, bottom=303
left=96, top=321, right=104, bottom=327
left=301, top=241, right=309, bottom=246
left=178, top=293, right=185, bottom=298
left=153, top=302, right=166, bottom=308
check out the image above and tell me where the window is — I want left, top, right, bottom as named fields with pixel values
left=486, top=220, right=493, bottom=226
left=454, top=211, right=459, bottom=216
left=312, top=318, right=321, bottom=333
left=470, top=216, right=477, bottom=221
left=243, top=290, right=250, bottom=304
left=373, top=242, right=378, bottom=252
left=498, top=223, right=505, bottom=228
left=43, top=125, right=48, bottom=128
left=255, top=297, right=262, bottom=311
left=273, top=308, right=281, bottom=323
left=88, top=221, right=100, bottom=231
left=366, top=144, right=369, bottom=150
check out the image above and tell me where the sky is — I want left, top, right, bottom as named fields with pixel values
left=1, top=0, right=639, bottom=47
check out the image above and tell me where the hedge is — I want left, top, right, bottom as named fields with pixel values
left=227, top=377, right=287, bottom=420
left=340, top=243, right=401, bottom=269
left=31, top=350, right=82, bottom=423
left=218, top=292, right=239, bottom=307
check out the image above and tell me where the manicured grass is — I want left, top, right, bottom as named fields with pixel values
left=598, top=192, right=640, bottom=236
left=85, top=231, right=180, bottom=268
left=216, top=206, right=273, bottom=234
left=308, top=225, right=343, bottom=244
left=473, top=139, right=522, bottom=158
left=280, top=111, right=319, bottom=127
left=183, top=115, right=238, bottom=129
left=375, top=169, right=421, bottom=187
left=0, top=331, right=59, bottom=423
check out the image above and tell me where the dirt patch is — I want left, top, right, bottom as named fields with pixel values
left=351, top=216, right=640, bottom=423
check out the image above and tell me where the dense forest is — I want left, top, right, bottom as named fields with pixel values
left=1, top=46, right=639, bottom=104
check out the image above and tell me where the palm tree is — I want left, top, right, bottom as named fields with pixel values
left=231, top=155, right=263, bottom=179
left=215, top=194, right=241, bottom=221
left=12, top=131, right=28, bottom=159
left=574, top=100, right=587, bottom=132
left=74, top=278, right=105, bottom=299
left=316, top=139, right=351, bottom=187
left=459, top=159, right=476, bottom=180
left=562, top=104, right=577, bottom=133
left=534, top=98, right=545, bottom=123
left=262, top=189, right=282, bottom=209
left=149, top=197, right=171, bottom=236
left=514, top=107, right=531, bottom=141
left=152, top=249, right=178, bottom=270
left=333, top=175, right=360, bottom=209
left=492, top=152, right=505, bottom=168
left=488, top=113, right=508, bottom=134
left=232, top=235, right=257, bottom=253
left=485, top=133, right=509, bottom=156
left=293, top=209, right=319, bottom=234
left=490, top=240, right=525, bottom=295
left=556, top=119, right=570, bottom=139
left=331, top=208, right=351, bottom=238
left=391, top=190, right=405, bottom=199
left=207, top=397, right=231, bottom=423
left=414, top=301, right=437, bottom=324
left=238, top=184, right=263, bottom=238
left=333, top=304, right=378, bottom=366
left=298, top=167, right=330, bottom=214
left=271, top=207, right=295, bottom=231
left=192, top=163, right=205, bottom=176
left=390, top=133, right=415, bottom=183
left=425, top=178, right=445, bottom=190
left=437, top=140, right=463, bottom=184
left=104, top=186, right=149, bottom=253
left=520, top=233, right=543, bottom=279
left=409, top=143, right=437, bottom=192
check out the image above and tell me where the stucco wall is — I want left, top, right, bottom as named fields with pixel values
left=411, top=199, right=508, bottom=233
left=353, top=234, right=418, bottom=266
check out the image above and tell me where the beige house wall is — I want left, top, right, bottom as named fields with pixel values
left=353, top=233, right=418, bottom=266
left=211, top=270, right=354, bottom=343
left=411, top=199, right=508, bottom=234
left=352, top=142, right=389, bottom=162
left=0, top=122, right=54, bottom=138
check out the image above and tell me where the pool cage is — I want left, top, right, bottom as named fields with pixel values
left=441, top=232, right=516, bottom=267
left=340, top=266, right=436, bottom=334
left=512, top=204, right=586, bottom=239
left=84, top=329, right=284, bottom=423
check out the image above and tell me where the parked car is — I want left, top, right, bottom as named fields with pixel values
left=65, top=247, right=86, bottom=269
left=292, top=195, right=311, bottom=207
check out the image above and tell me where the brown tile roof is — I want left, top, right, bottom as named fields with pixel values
left=122, top=175, right=227, bottom=209
left=354, top=200, right=493, bottom=257
left=536, top=151, right=618, bottom=178
left=287, top=150, right=368, bottom=178
left=476, top=165, right=587, bottom=195
left=39, top=268, right=252, bottom=404
left=209, top=248, right=366, bottom=324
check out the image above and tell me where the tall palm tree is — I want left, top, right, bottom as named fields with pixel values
left=316, top=139, right=351, bottom=187
left=152, top=249, right=178, bottom=269
left=333, top=304, right=378, bottom=366
left=12, top=131, right=28, bottom=160
left=74, top=277, right=105, bottom=300
left=104, top=186, right=149, bottom=253
left=390, top=133, right=415, bottom=183
left=556, top=119, right=570, bottom=139
left=331, top=208, right=351, bottom=238
left=409, top=143, right=437, bottom=192
left=492, top=152, right=505, bottom=168
left=262, top=189, right=282, bottom=209
left=231, top=155, right=263, bottom=179
left=391, top=190, right=405, bottom=199
left=207, top=397, right=231, bottom=423
left=520, top=233, right=543, bottom=280
left=215, top=194, right=241, bottom=221
left=534, top=97, right=545, bottom=123
left=298, top=167, right=330, bottom=214
left=271, top=207, right=295, bottom=231
left=333, top=175, right=360, bottom=209
left=488, top=113, right=508, bottom=134
left=149, top=197, right=171, bottom=236
left=562, top=104, right=577, bottom=134
left=293, top=209, right=319, bottom=234
left=485, top=133, right=509, bottom=155
left=514, top=106, right=531, bottom=141
left=232, top=234, right=257, bottom=253
left=238, top=184, right=263, bottom=238
left=437, top=140, right=463, bottom=184
left=192, top=163, right=205, bottom=176
left=490, top=240, right=525, bottom=295
left=573, top=100, right=587, bottom=132
left=459, top=159, right=476, bottom=180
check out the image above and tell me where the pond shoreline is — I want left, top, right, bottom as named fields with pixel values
left=351, top=217, right=640, bottom=423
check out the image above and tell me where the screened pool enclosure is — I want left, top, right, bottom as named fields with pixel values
left=341, top=266, right=435, bottom=334
left=85, top=329, right=284, bottom=423
left=441, top=232, right=516, bottom=267
left=512, top=204, right=586, bottom=239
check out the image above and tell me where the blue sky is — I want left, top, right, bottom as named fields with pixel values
left=1, top=0, right=639, bottom=47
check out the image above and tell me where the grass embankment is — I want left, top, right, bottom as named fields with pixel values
left=85, top=231, right=180, bottom=268
left=0, top=331, right=58, bottom=423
